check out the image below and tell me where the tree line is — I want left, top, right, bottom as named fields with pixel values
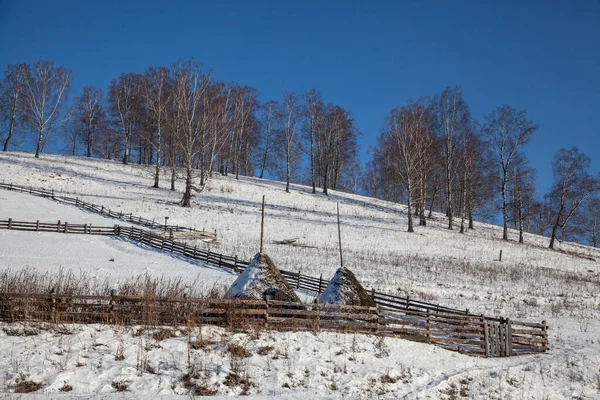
left=365, top=86, right=599, bottom=249
left=1, top=61, right=598, bottom=248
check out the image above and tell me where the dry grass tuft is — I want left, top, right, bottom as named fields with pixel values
left=14, top=380, right=43, bottom=393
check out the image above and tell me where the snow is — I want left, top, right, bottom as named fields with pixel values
left=1, top=151, right=600, bottom=398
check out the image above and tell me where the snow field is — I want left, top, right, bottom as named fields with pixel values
left=1, top=151, right=600, bottom=398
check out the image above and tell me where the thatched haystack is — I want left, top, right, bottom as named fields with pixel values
left=318, top=267, right=375, bottom=307
left=227, top=253, right=301, bottom=303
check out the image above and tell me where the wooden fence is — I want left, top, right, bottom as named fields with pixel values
left=0, top=292, right=548, bottom=357
left=0, top=181, right=213, bottom=236
left=0, top=182, right=479, bottom=316
left=0, top=219, right=548, bottom=327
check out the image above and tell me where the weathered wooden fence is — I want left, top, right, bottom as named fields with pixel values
left=0, top=292, right=548, bottom=357
left=0, top=181, right=213, bottom=236
left=0, top=219, right=474, bottom=315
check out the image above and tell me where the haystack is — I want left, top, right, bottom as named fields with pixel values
left=227, top=253, right=301, bottom=303
left=318, top=267, right=375, bottom=307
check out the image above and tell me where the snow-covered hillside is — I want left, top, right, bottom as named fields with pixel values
left=1, top=151, right=599, bottom=399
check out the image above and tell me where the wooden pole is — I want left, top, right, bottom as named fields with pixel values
left=337, top=202, right=343, bottom=268
left=260, top=195, right=265, bottom=253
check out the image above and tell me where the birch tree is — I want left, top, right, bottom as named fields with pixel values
left=434, top=86, right=470, bottom=230
left=546, top=147, right=599, bottom=249
left=72, top=86, right=105, bottom=158
left=172, top=60, right=209, bottom=207
left=1, top=63, right=29, bottom=152
left=482, top=105, right=537, bottom=240
left=108, top=73, right=142, bottom=165
left=380, top=100, right=432, bottom=232
left=22, top=60, right=72, bottom=158
left=142, top=66, right=172, bottom=188
left=258, top=100, right=278, bottom=179
left=278, top=92, right=302, bottom=193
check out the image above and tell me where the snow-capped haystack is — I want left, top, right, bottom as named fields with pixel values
left=227, top=253, right=301, bottom=302
left=318, top=267, right=375, bottom=307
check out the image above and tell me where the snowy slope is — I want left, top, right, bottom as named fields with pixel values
left=1, top=151, right=600, bottom=398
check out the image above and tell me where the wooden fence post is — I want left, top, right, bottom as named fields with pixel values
left=234, top=256, right=238, bottom=273
left=541, top=320, right=548, bottom=351
left=52, top=189, right=54, bottom=200
left=505, top=318, right=512, bottom=356
left=483, top=318, right=489, bottom=357
left=296, top=270, right=301, bottom=289
left=426, top=309, right=431, bottom=342
left=64, top=222, right=68, bottom=233
left=36, top=220, right=39, bottom=232
left=57, top=220, right=61, bottom=232
left=109, top=289, right=117, bottom=324
left=218, top=254, right=222, bottom=267
left=265, top=300, right=269, bottom=329
left=318, top=274, right=323, bottom=294
left=7, top=218, right=12, bottom=230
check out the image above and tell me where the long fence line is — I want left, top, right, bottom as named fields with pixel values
left=0, top=218, right=477, bottom=318
left=0, top=292, right=548, bottom=357
left=0, top=180, right=470, bottom=315
left=0, top=182, right=211, bottom=235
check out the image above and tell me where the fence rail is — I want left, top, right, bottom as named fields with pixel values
left=0, top=292, right=548, bottom=357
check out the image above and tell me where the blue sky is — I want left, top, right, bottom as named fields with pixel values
left=1, top=0, right=598, bottom=195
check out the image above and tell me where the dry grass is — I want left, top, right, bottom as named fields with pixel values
left=14, top=380, right=43, bottom=393
left=0, top=267, right=224, bottom=298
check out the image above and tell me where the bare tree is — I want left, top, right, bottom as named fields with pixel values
left=305, top=89, right=324, bottom=193
left=278, top=92, right=302, bottom=193
left=433, top=86, right=471, bottom=230
left=482, top=105, right=537, bottom=240
left=380, top=99, right=433, bottom=232
left=108, top=73, right=142, bottom=164
left=258, top=100, right=278, bottom=179
left=586, top=197, right=600, bottom=248
left=72, top=86, right=105, bottom=158
left=509, top=156, right=536, bottom=243
left=22, top=60, right=72, bottom=158
left=142, top=66, right=172, bottom=188
left=1, top=63, right=29, bottom=152
left=546, top=147, right=599, bottom=249
left=171, top=60, right=210, bottom=207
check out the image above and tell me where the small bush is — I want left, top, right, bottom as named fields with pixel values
left=111, top=379, right=130, bottom=392
left=15, top=380, right=43, bottom=393
left=380, top=371, right=399, bottom=384
left=227, top=342, right=250, bottom=358
left=59, top=382, right=73, bottom=392
left=194, top=385, right=218, bottom=396
left=257, top=345, right=274, bottom=356
left=152, top=328, right=176, bottom=341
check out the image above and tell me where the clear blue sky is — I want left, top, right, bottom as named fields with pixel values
left=1, top=0, right=598, bottom=195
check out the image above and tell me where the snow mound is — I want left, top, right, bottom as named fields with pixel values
left=318, top=267, right=375, bottom=307
left=227, top=253, right=301, bottom=302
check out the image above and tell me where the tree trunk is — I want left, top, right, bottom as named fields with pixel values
left=407, top=181, right=414, bottom=233
left=3, top=106, right=17, bottom=152
left=501, top=168, right=509, bottom=240
left=180, top=168, right=192, bottom=207
left=34, top=127, right=44, bottom=158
